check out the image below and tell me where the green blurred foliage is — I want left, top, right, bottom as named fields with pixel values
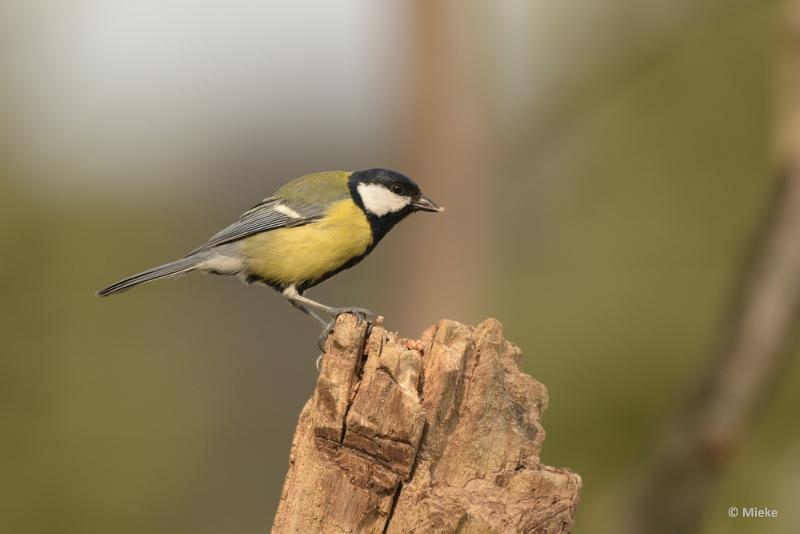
left=0, top=1, right=797, bottom=533
left=495, top=3, right=799, bottom=532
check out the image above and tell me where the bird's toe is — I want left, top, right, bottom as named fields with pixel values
left=332, top=306, right=375, bottom=322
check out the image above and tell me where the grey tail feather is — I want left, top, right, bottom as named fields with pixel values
left=97, top=257, right=202, bottom=297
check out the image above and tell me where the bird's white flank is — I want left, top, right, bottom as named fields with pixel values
left=198, top=253, right=244, bottom=275
left=356, top=183, right=411, bottom=216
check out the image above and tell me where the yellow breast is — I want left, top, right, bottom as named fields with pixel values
left=241, top=199, right=373, bottom=287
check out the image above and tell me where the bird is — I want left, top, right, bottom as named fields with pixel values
left=98, top=168, right=443, bottom=342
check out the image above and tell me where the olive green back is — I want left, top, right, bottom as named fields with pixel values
left=274, top=171, right=352, bottom=205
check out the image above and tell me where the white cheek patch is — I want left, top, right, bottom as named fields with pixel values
left=357, top=183, right=411, bottom=216
left=274, top=204, right=302, bottom=218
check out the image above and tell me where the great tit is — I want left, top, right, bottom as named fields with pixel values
left=98, top=168, right=443, bottom=334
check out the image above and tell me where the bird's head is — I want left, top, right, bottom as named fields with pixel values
left=350, top=168, right=443, bottom=219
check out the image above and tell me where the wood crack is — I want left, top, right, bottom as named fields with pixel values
left=272, top=315, right=582, bottom=534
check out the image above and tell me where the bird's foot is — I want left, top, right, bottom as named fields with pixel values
left=316, top=307, right=376, bottom=351
left=330, top=306, right=375, bottom=322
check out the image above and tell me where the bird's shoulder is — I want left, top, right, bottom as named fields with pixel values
left=273, top=171, right=353, bottom=206
left=240, top=170, right=353, bottom=223
left=185, top=171, right=353, bottom=255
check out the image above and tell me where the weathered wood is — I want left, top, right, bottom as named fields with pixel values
left=272, top=315, right=581, bottom=534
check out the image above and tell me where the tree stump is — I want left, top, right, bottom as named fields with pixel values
left=272, top=314, right=582, bottom=533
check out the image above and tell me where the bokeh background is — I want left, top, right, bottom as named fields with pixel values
left=1, top=1, right=798, bottom=533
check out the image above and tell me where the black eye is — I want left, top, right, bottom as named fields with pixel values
left=391, top=183, right=404, bottom=195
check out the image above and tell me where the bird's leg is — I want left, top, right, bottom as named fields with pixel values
left=287, top=298, right=328, bottom=326
left=286, top=292, right=328, bottom=369
left=282, top=286, right=375, bottom=350
left=282, top=286, right=374, bottom=321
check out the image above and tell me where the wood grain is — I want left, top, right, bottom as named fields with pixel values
left=272, top=314, right=581, bottom=534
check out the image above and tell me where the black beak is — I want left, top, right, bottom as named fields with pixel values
left=411, top=194, right=444, bottom=213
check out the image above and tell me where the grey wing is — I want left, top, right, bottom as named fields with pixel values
left=185, top=197, right=326, bottom=255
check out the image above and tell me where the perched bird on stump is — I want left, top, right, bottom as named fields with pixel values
left=98, top=168, right=443, bottom=342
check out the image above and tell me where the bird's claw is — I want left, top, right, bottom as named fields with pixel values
left=330, top=306, right=375, bottom=322
left=316, top=307, right=375, bottom=352
left=318, top=319, right=335, bottom=351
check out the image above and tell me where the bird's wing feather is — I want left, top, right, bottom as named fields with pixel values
left=185, top=197, right=328, bottom=255
left=185, top=171, right=353, bottom=255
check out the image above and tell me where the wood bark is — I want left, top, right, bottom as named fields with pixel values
left=272, top=314, right=581, bottom=534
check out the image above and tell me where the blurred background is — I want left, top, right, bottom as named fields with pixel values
left=1, top=0, right=797, bottom=533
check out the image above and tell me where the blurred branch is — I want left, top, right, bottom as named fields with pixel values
left=626, top=6, right=800, bottom=532
left=395, top=0, right=489, bottom=327
left=272, top=314, right=581, bottom=533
